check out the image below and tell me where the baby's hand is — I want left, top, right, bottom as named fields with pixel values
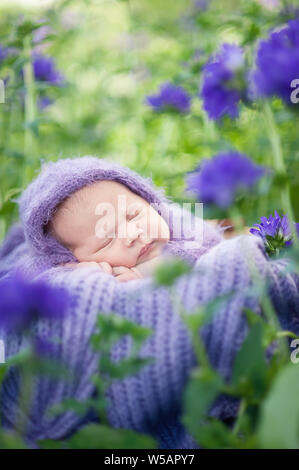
left=135, top=255, right=163, bottom=277
left=112, top=265, right=143, bottom=282
left=62, top=261, right=113, bottom=274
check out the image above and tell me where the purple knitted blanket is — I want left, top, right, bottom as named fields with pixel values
left=0, top=156, right=298, bottom=449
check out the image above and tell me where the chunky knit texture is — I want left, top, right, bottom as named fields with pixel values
left=0, top=155, right=299, bottom=449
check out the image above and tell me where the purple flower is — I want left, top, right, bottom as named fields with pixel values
left=251, top=19, right=299, bottom=104
left=0, top=45, right=18, bottom=77
left=194, top=0, right=208, bottom=11
left=38, top=96, right=53, bottom=110
left=145, top=82, right=191, bottom=113
left=258, top=0, right=279, bottom=10
left=0, top=269, right=70, bottom=333
left=32, top=53, right=64, bottom=86
left=0, top=45, right=9, bottom=63
left=33, top=25, right=53, bottom=45
left=19, top=53, right=64, bottom=111
left=0, top=45, right=10, bottom=88
left=250, top=211, right=299, bottom=255
left=185, top=151, right=266, bottom=208
left=201, top=43, right=246, bottom=120
left=280, top=4, right=299, bottom=20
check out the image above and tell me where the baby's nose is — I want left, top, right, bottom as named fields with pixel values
left=124, top=225, right=144, bottom=247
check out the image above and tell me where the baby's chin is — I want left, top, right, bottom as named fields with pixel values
left=135, top=239, right=166, bottom=265
left=101, top=239, right=168, bottom=268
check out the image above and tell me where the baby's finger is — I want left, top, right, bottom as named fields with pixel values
left=98, top=262, right=113, bottom=274
left=112, top=266, right=129, bottom=275
left=130, top=267, right=143, bottom=279
left=114, top=272, right=136, bottom=282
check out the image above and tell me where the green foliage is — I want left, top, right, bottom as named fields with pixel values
left=182, top=368, right=224, bottom=439
left=91, top=313, right=154, bottom=381
left=0, top=430, right=27, bottom=449
left=64, top=424, right=156, bottom=449
left=258, top=364, right=299, bottom=449
left=181, top=303, right=299, bottom=449
left=231, top=322, right=268, bottom=401
left=0, top=0, right=298, bottom=231
left=38, top=423, right=157, bottom=449
left=153, top=257, right=192, bottom=286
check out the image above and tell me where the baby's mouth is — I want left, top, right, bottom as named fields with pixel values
left=138, top=241, right=155, bottom=260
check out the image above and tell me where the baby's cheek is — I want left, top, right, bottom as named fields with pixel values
left=147, top=211, right=160, bottom=239
left=149, top=211, right=169, bottom=241
left=159, top=217, right=170, bottom=241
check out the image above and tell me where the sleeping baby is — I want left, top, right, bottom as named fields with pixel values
left=46, top=179, right=171, bottom=282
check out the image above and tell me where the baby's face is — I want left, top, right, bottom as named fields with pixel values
left=49, top=180, right=170, bottom=268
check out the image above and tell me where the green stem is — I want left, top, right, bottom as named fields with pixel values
left=15, top=364, right=33, bottom=440
left=23, top=35, right=36, bottom=187
left=127, top=0, right=133, bottom=16
left=226, top=210, right=289, bottom=359
left=242, top=236, right=289, bottom=362
left=95, top=374, right=110, bottom=425
left=232, top=397, right=247, bottom=438
left=277, top=330, right=299, bottom=340
left=0, top=75, right=12, bottom=199
left=229, top=206, right=245, bottom=234
left=263, top=101, right=298, bottom=247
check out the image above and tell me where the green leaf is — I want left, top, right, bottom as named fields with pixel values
left=0, top=363, right=8, bottom=387
left=92, top=313, right=153, bottom=353
left=29, top=356, right=73, bottom=380
left=182, top=308, right=206, bottom=332
left=153, top=257, right=191, bottom=286
left=0, top=218, right=5, bottom=244
left=192, top=419, right=241, bottom=449
left=243, top=308, right=277, bottom=347
left=182, top=368, right=223, bottom=440
left=91, top=313, right=153, bottom=371
left=0, top=430, right=27, bottom=449
left=4, top=187, right=22, bottom=203
left=47, top=397, right=97, bottom=418
left=65, top=424, right=157, bottom=449
left=37, top=439, right=66, bottom=449
left=100, top=356, right=154, bottom=379
left=242, top=23, right=261, bottom=45
left=257, top=363, right=299, bottom=449
left=182, top=292, right=234, bottom=332
left=231, top=322, right=268, bottom=400
left=3, top=348, right=32, bottom=367
left=16, top=20, right=45, bottom=40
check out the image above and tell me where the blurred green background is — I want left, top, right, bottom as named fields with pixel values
left=0, top=0, right=298, bottom=241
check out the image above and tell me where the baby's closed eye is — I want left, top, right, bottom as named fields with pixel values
left=94, top=207, right=144, bottom=251
left=95, top=238, right=113, bottom=252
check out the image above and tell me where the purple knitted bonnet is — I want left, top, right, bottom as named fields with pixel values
left=16, top=155, right=188, bottom=267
